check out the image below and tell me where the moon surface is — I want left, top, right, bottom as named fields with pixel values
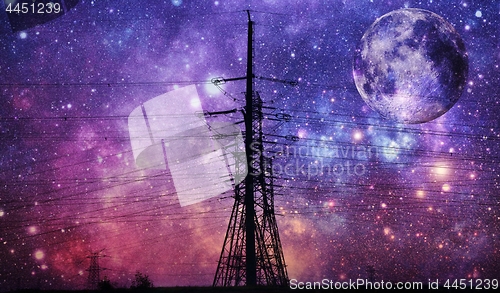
left=353, top=8, right=468, bottom=124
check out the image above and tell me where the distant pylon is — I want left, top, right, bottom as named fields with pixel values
left=86, top=249, right=107, bottom=290
left=213, top=11, right=288, bottom=287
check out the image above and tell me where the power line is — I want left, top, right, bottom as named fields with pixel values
left=0, top=80, right=213, bottom=87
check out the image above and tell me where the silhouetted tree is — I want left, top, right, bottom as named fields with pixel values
left=98, top=276, right=114, bottom=291
left=131, top=271, right=153, bottom=289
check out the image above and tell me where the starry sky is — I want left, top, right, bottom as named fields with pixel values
left=1, top=0, right=499, bottom=290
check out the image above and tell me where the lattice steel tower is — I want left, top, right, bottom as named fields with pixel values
left=86, top=250, right=106, bottom=290
left=213, top=11, right=288, bottom=287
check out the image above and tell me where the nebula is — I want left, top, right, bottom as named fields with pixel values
left=0, top=0, right=499, bottom=290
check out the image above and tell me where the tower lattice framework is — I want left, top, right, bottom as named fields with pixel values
left=213, top=92, right=288, bottom=287
left=213, top=11, right=288, bottom=286
left=86, top=250, right=106, bottom=290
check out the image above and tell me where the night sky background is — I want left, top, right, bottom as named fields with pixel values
left=1, top=0, right=499, bottom=290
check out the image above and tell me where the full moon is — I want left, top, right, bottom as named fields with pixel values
left=353, top=8, right=468, bottom=124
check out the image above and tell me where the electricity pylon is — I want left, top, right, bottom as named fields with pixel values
left=213, top=10, right=288, bottom=287
left=86, top=249, right=107, bottom=290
